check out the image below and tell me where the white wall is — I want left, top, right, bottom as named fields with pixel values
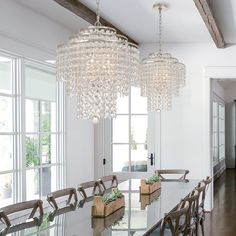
left=140, top=43, right=236, bottom=209
left=212, top=80, right=225, bottom=101
left=0, top=0, right=94, bottom=187
left=224, top=83, right=236, bottom=168
left=140, top=43, right=236, bottom=178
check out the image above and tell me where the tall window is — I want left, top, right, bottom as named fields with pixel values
left=212, top=98, right=225, bottom=166
left=0, top=53, right=64, bottom=207
left=0, top=55, right=14, bottom=206
left=112, top=87, right=148, bottom=172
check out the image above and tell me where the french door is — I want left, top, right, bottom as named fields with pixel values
left=97, top=86, right=159, bottom=179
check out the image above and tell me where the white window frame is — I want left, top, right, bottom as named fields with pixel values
left=111, top=86, right=148, bottom=173
left=0, top=50, right=65, bottom=206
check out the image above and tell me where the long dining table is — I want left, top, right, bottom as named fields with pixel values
left=0, top=179, right=200, bottom=236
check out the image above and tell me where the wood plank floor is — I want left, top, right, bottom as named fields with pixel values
left=205, top=169, right=236, bottom=236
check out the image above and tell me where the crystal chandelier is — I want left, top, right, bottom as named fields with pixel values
left=140, top=3, right=185, bottom=111
left=56, top=0, right=139, bottom=121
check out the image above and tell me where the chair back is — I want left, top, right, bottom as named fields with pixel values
left=160, top=201, right=190, bottom=236
left=155, top=169, right=189, bottom=182
left=47, top=187, right=78, bottom=210
left=98, top=175, right=118, bottom=193
left=78, top=180, right=102, bottom=199
left=201, top=176, right=212, bottom=208
left=195, top=182, right=206, bottom=209
left=183, top=190, right=199, bottom=234
left=0, top=200, right=43, bottom=227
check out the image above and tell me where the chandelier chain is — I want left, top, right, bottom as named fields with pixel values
left=95, top=0, right=101, bottom=26
left=158, top=7, right=162, bottom=54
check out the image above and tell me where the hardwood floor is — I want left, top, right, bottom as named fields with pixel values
left=205, top=169, right=236, bottom=236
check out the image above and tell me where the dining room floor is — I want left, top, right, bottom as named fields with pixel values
left=204, top=169, right=236, bottom=236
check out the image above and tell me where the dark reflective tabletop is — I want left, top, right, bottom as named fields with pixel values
left=0, top=179, right=199, bottom=236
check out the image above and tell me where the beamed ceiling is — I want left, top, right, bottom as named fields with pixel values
left=14, top=0, right=236, bottom=48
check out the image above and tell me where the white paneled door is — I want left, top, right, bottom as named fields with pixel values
left=98, top=86, right=158, bottom=179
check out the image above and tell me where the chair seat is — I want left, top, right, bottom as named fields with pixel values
left=149, top=227, right=173, bottom=236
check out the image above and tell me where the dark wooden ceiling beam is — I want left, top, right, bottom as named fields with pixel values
left=193, top=0, right=225, bottom=48
left=53, top=0, right=138, bottom=45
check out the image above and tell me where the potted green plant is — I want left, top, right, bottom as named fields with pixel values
left=140, top=174, right=161, bottom=194
left=92, top=188, right=125, bottom=217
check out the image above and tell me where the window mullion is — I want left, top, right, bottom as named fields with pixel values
left=20, top=58, right=26, bottom=202
left=128, top=85, right=131, bottom=173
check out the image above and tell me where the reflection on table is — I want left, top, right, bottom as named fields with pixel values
left=0, top=179, right=199, bottom=236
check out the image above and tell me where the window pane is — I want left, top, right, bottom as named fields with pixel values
left=25, top=66, right=56, bottom=101
left=26, top=99, right=39, bottom=132
left=41, top=101, right=56, bottom=132
left=0, top=57, right=12, bottom=94
left=26, top=135, right=39, bottom=167
left=41, top=134, right=56, bottom=164
left=0, top=135, right=13, bottom=171
left=0, top=173, right=13, bottom=207
left=131, top=145, right=147, bottom=172
left=42, top=166, right=57, bottom=197
left=0, top=96, right=13, bottom=132
left=112, top=116, right=129, bottom=143
left=131, top=116, right=147, bottom=144
left=113, top=145, right=129, bottom=172
left=131, top=87, right=147, bottom=114
left=26, top=169, right=39, bottom=200
left=117, top=96, right=128, bottom=114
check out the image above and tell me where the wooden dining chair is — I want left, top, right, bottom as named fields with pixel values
left=0, top=200, right=43, bottom=227
left=195, top=177, right=212, bottom=236
left=182, top=190, right=200, bottom=236
left=98, top=175, right=118, bottom=193
left=47, top=187, right=78, bottom=210
left=150, top=201, right=190, bottom=236
left=77, top=180, right=102, bottom=199
left=155, top=169, right=189, bottom=182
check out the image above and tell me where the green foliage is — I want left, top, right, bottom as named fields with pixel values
left=102, top=188, right=124, bottom=205
left=146, top=174, right=159, bottom=185
left=130, top=128, right=137, bottom=150
left=26, top=137, right=39, bottom=167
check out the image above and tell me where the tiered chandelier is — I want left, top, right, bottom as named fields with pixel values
left=56, top=0, right=139, bottom=121
left=140, top=4, right=185, bottom=111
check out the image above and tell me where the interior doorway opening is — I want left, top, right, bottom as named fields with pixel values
left=211, top=78, right=236, bottom=180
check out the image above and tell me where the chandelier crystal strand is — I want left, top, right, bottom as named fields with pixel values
left=56, top=0, right=139, bottom=120
left=140, top=3, right=185, bottom=111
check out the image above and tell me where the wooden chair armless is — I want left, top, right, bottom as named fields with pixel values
left=78, top=181, right=102, bottom=199
left=155, top=169, right=189, bottom=182
left=150, top=201, right=190, bottom=236
left=195, top=181, right=206, bottom=236
left=0, top=200, right=43, bottom=227
left=182, top=190, right=200, bottom=236
left=98, top=175, right=118, bottom=193
left=47, top=187, right=78, bottom=210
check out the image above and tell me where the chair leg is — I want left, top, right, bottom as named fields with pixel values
left=200, top=218, right=205, bottom=236
left=195, top=221, right=199, bottom=236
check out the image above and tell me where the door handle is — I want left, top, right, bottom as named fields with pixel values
left=147, top=153, right=155, bottom=166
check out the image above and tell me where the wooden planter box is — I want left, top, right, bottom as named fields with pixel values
left=92, top=207, right=125, bottom=233
left=140, top=179, right=161, bottom=195
left=92, top=196, right=125, bottom=218
left=140, top=188, right=161, bottom=210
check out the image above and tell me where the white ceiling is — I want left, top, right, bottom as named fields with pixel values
left=217, top=80, right=236, bottom=90
left=209, top=0, right=236, bottom=44
left=79, top=0, right=212, bottom=44
left=12, top=0, right=90, bottom=32
left=12, top=0, right=236, bottom=44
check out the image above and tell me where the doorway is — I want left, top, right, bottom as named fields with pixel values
left=95, top=86, right=158, bottom=179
